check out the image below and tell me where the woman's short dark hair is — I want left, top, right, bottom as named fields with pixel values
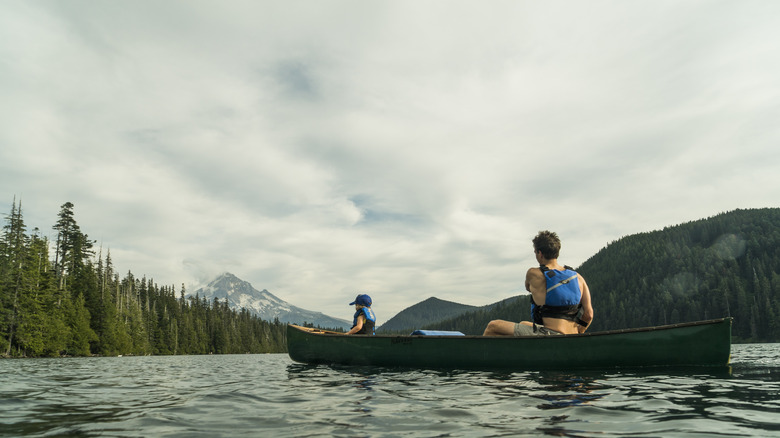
left=533, top=230, right=561, bottom=260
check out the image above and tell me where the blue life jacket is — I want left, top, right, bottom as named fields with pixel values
left=531, top=265, right=582, bottom=325
left=352, top=307, right=376, bottom=335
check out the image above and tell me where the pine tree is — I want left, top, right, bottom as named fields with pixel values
left=0, top=199, right=27, bottom=356
left=0, top=199, right=27, bottom=355
left=65, top=292, right=97, bottom=356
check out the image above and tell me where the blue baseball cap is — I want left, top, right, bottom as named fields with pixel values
left=349, top=294, right=372, bottom=306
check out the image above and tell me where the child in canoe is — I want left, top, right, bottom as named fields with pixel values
left=346, top=294, right=376, bottom=335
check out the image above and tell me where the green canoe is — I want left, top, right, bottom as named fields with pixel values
left=286, top=317, right=732, bottom=370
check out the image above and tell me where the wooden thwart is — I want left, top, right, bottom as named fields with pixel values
left=292, top=325, right=343, bottom=335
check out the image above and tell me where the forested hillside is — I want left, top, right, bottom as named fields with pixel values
left=0, top=200, right=287, bottom=358
left=579, top=208, right=780, bottom=342
left=370, top=208, right=780, bottom=342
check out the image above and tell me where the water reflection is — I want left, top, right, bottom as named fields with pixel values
left=345, top=369, right=377, bottom=414
left=284, top=362, right=773, bottom=436
left=286, top=364, right=378, bottom=414
left=531, top=372, right=605, bottom=409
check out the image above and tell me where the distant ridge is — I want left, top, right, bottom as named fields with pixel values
left=418, top=295, right=528, bottom=335
left=394, top=208, right=780, bottom=340
left=189, top=273, right=351, bottom=330
left=378, top=297, right=478, bottom=332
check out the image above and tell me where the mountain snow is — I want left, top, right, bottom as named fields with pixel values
left=189, top=273, right=351, bottom=330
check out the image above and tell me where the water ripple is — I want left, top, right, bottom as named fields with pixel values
left=2, top=344, right=780, bottom=437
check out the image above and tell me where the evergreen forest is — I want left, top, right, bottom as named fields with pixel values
left=423, top=208, right=780, bottom=342
left=579, top=208, right=780, bottom=342
left=0, top=200, right=287, bottom=358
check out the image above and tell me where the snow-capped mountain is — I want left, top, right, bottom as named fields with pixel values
left=189, top=273, right=351, bottom=330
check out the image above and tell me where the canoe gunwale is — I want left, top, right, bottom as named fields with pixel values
left=289, top=317, right=733, bottom=339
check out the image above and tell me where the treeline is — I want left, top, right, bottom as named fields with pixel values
left=0, top=200, right=287, bottom=358
left=424, top=208, right=780, bottom=342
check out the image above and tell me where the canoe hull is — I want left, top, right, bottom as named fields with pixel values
left=287, top=318, right=732, bottom=370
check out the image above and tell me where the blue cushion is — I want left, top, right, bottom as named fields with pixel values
left=410, top=330, right=465, bottom=336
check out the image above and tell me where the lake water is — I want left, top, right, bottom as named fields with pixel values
left=2, top=344, right=779, bottom=437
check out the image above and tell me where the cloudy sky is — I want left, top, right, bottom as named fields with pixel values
left=2, top=1, right=779, bottom=321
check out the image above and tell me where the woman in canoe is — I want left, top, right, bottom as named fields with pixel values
left=483, top=230, right=594, bottom=336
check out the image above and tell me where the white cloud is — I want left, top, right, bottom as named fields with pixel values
left=2, top=0, right=780, bottom=320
